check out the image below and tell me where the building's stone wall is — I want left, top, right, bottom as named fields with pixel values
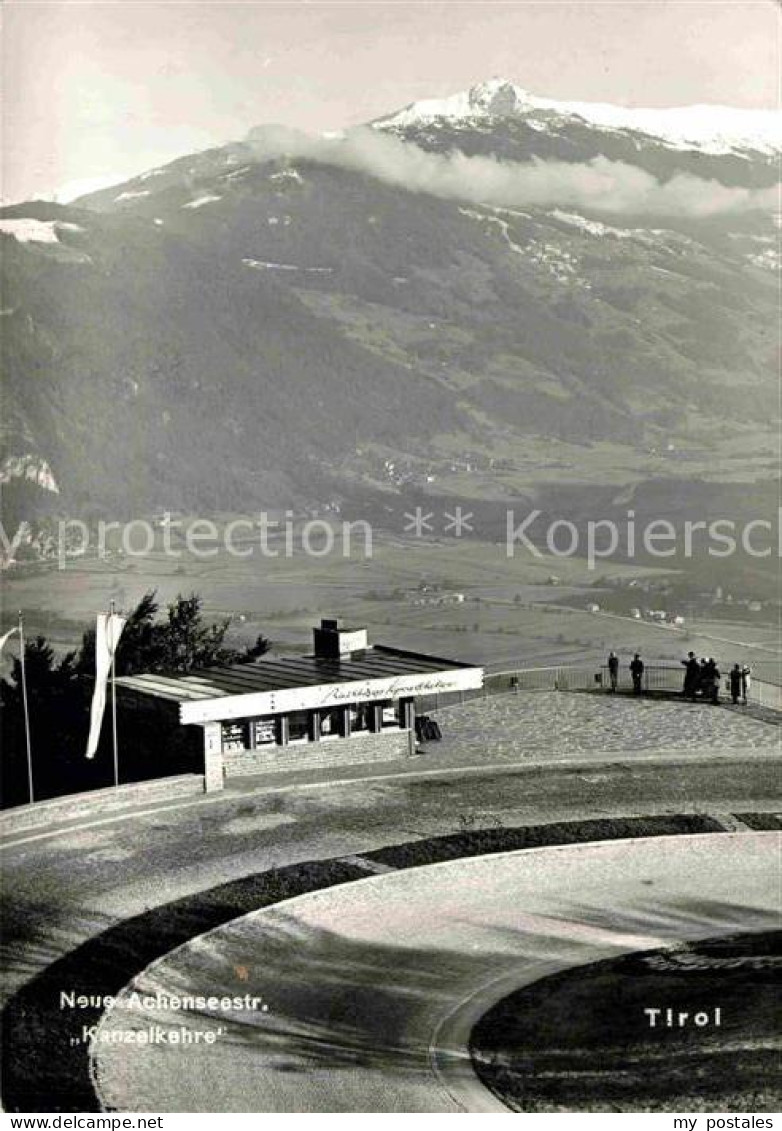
left=202, top=721, right=225, bottom=792
left=222, top=729, right=413, bottom=779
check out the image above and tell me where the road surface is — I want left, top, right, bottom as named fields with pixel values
left=2, top=739, right=779, bottom=1111
left=3, top=752, right=779, bottom=1003
left=84, top=833, right=776, bottom=1112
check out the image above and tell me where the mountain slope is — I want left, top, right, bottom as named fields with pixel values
left=1, top=80, right=779, bottom=530
left=0, top=196, right=463, bottom=520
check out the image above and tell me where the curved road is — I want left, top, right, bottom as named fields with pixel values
left=3, top=752, right=778, bottom=1004
left=2, top=750, right=779, bottom=1111
left=91, top=833, right=778, bottom=1113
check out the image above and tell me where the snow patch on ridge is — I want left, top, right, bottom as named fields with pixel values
left=459, top=207, right=526, bottom=256
left=114, top=189, right=150, bottom=202
left=243, top=258, right=331, bottom=274
left=0, top=219, right=84, bottom=244
left=747, top=248, right=781, bottom=272
left=182, top=194, right=223, bottom=210
left=548, top=210, right=697, bottom=252
left=459, top=206, right=591, bottom=288
left=270, top=168, right=304, bottom=185
left=549, top=211, right=634, bottom=238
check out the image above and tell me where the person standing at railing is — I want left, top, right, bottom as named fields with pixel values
left=729, top=663, right=742, bottom=705
left=703, top=657, right=721, bottom=704
left=741, top=664, right=752, bottom=706
left=681, top=651, right=699, bottom=700
left=607, top=651, right=619, bottom=692
left=712, top=660, right=722, bottom=704
left=630, top=653, right=644, bottom=694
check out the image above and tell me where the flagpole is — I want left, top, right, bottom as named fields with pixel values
left=18, top=611, right=34, bottom=804
left=110, top=599, right=119, bottom=788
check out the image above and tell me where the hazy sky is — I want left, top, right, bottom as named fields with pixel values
left=3, top=1, right=780, bottom=204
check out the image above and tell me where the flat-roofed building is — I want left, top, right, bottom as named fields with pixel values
left=116, top=619, right=484, bottom=790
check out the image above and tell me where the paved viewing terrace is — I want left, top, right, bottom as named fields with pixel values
left=430, top=690, right=779, bottom=765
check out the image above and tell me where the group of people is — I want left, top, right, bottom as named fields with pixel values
left=606, top=651, right=645, bottom=694
left=681, top=651, right=751, bottom=706
left=680, top=653, right=721, bottom=703
left=604, top=649, right=752, bottom=705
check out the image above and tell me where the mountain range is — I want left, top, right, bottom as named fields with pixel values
left=1, top=79, right=779, bottom=541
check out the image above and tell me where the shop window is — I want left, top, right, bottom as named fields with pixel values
left=319, top=707, right=343, bottom=739
left=379, top=700, right=400, bottom=728
left=288, top=710, right=310, bottom=743
left=221, top=720, right=248, bottom=752
left=349, top=703, right=372, bottom=732
left=253, top=717, right=277, bottom=746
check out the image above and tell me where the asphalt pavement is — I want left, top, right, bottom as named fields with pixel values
left=2, top=731, right=779, bottom=1112
left=90, top=833, right=779, bottom=1112
left=3, top=751, right=779, bottom=1003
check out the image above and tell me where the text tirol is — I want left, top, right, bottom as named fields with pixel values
left=644, top=1006, right=721, bottom=1028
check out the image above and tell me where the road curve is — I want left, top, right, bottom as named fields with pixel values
left=91, top=832, right=778, bottom=1113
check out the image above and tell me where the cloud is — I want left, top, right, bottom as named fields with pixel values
left=53, top=172, right=132, bottom=204
left=246, top=124, right=779, bottom=217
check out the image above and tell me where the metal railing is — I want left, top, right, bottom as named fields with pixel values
left=416, top=664, right=781, bottom=715
left=745, top=679, right=782, bottom=712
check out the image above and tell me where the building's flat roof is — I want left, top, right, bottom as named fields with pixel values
left=116, top=644, right=478, bottom=705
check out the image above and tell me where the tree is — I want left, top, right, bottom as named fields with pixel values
left=160, top=594, right=226, bottom=672
left=236, top=632, right=272, bottom=665
left=1, top=636, right=89, bottom=806
left=1, top=592, right=272, bottom=807
left=75, top=591, right=270, bottom=677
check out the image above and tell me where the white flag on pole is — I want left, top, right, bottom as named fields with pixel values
left=86, top=613, right=126, bottom=759
left=0, top=626, right=19, bottom=656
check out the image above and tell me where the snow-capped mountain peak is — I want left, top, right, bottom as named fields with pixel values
left=376, top=78, right=781, bottom=157
left=467, top=78, right=533, bottom=115
left=376, top=78, right=531, bottom=126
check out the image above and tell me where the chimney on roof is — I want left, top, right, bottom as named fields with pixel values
left=313, top=618, right=368, bottom=659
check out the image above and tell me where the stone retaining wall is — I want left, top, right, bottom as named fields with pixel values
left=0, top=774, right=204, bottom=838
left=222, top=729, right=413, bottom=778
